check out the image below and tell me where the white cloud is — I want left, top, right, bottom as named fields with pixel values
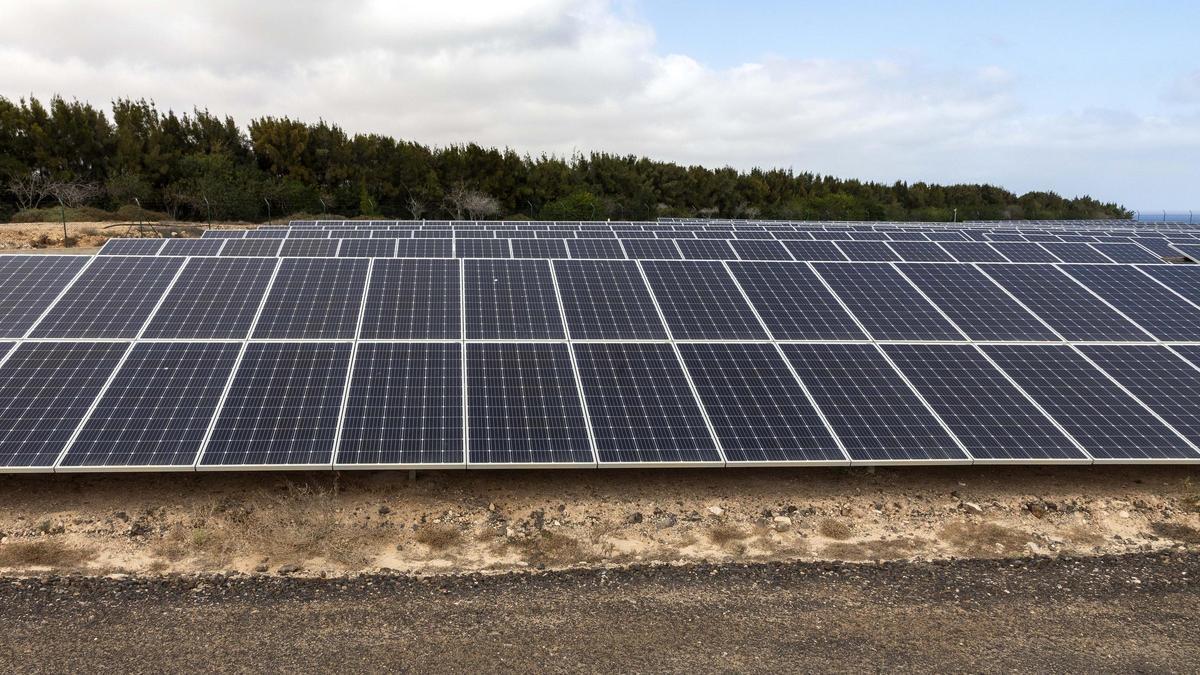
left=1, top=0, right=1196, bottom=205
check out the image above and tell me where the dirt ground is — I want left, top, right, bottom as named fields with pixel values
left=0, top=221, right=234, bottom=251
left=1, top=466, right=1198, bottom=577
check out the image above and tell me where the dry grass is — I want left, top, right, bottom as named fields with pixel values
left=0, top=539, right=96, bottom=569
left=817, top=518, right=853, bottom=540
left=823, top=537, right=924, bottom=561
left=1151, top=522, right=1200, bottom=544
left=414, top=524, right=462, bottom=552
left=706, top=524, right=749, bottom=548
left=940, top=521, right=1032, bottom=557
left=511, top=531, right=591, bottom=566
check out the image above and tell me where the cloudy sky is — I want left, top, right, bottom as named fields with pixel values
left=1, top=0, right=1197, bottom=209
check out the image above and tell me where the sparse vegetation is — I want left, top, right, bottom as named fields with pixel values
left=1151, top=522, right=1200, bottom=544
left=706, top=524, right=750, bottom=548
left=0, top=539, right=95, bottom=569
left=414, top=524, right=462, bottom=552
left=940, top=521, right=1033, bottom=557
left=824, top=538, right=924, bottom=561
left=818, top=518, right=853, bottom=540
left=511, top=531, right=591, bottom=566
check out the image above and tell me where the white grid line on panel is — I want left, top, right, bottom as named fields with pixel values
left=133, top=257, right=190, bottom=339
left=21, top=254, right=98, bottom=339
left=870, top=343, right=975, bottom=463
left=1052, top=264, right=1161, bottom=343
left=969, top=263, right=1070, bottom=342
left=460, top=258, right=469, bottom=468
left=51, top=341, right=137, bottom=471
left=546, top=261, right=601, bottom=466
left=192, top=341, right=249, bottom=469
left=1132, top=265, right=1200, bottom=313
left=888, top=263, right=974, bottom=341
left=331, top=258, right=373, bottom=467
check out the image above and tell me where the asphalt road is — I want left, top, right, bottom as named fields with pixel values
left=1, top=552, right=1197, bottom=673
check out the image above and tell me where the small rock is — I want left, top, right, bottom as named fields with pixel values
left=961, top=502, right=984, bottom=515
left=128, top=520, right=153, bottom=538
left=530, top=510, right=546, bottom=530
left=277, top=563, right=302, bottom=574
left=254, top=564, right=268, bottom=573
left=1119, top=510, right=1130, bottom=519
left=706, top=506, right=724, bottom=517
left=377, top=505, right=391, bottom=516
left=654, top=513, right=678, bottom=529
left=488, top=502, right=497, bottom=512
left=772, top=515, right=793, bottom=526
left=1028, top=502, right=1048, bottom=518
left=626, top=512, right=644, bottom=524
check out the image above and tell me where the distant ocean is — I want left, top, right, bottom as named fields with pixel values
left=1135, top=211, right=1197, bottom=222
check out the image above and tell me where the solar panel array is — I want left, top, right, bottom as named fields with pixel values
left=3, top=214, right=1200, bottom=472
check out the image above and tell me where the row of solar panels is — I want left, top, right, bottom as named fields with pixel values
left=2, top=338, right=1200, bottom=472
left=9, top=255, right=1200, bottom=342
left=105, top=237, right=1185, bottom=265
left=294, top=218, right=1199, bottom=232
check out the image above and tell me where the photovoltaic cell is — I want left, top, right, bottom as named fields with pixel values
left=60, top=343, right=242, bottom=468
left=0, top=342, right=128, bottom=469
left=552, top=260, right=666, bottom=339
left=982, top=345, right=1194, bottom=460
left=98, top=239, right=165, bottom=256
left=678, top=343, right=842, bottom=462
left=338, top=239, right=395, bottom=258
left=1039, top=242, right=1112, bottom=263
left=396, top=239, right=452, bottom=258
left=897, top=263, right=1058, bottom=341
left=887, top=242, right=955, bottom=262
left=835, top=241, right=900, bottom=261
left=252, top=258, right=368, bottom=339
left=201, top=230, right=244, bottom=239
left=245, top=229, right=287, bottom=239
left=980, top=264, right=1152, bottom=341
left=989, top=242, right=1060, bottom=263
left=455, top=238, right=510, bottom=258
left=281, top=239, right=340, bottom=257
left=639, top=261, right=767, bottom=339
left=567, top=238, right=625, bottom=259
left=728, top=239, right=792, bottom=260
left=1140, top=266, right=1200, bottom=306
left=337, top=343, right=463, bottom=466
left=573, top=343, right=719, bottom=464
left=200, top=342, right=351, bottom=467
left=141, top=257, right=277, bottom=339
left=159, top=239, right=225, bottom=256
left=1078, top=345, right=1200, bottom=449
left=30, top=256, right=184, bottom=338
left=511, top=238, right=567, bottom=259
left=812, top=263, right=963, bottom=340
left=220, top=239, right=282, bottom=257
left=621, top=238, right=682, bottom=259
left=677, top=239, right=736, bottom=260
left=727, top=262, right=866, bottom=340
left=464, top=259, right=564, bottom=339
left=1058, top=264, right=1200, bottom=341
left=781, top=240, right=848, bottom=261
left=0, top=255, right=88, bottom=337
left=467, top=343, right=592, bottom=464
left=780, top=343, right=966, bottom=462
left=360, top=259, right=460, bottom=339
left=883, top=344, right=1084, bottom=461
left=937, top=242, right=1007, bottom=262
left=1091, top=243, right=1162, bottom=264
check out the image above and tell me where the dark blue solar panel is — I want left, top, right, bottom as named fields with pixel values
left=337, top=343, right=463, bottom=466
left=780, top=343, right=967, bottom=462
left=553, top=260, right=666, bottom=339
left=511, top=238, right=567, bottom=259
left=338, top=239, right=395, bottom=257
left=678, top=343, right=842, bottom=463
left=200, top=342, right=351, bottom=467
left=812, top=263, right=963, bottom=340
left=989, top=242, right=1060, bottom=262
left=467, top=344, right=592, bottom=465
left=982, top=345, right=1194, bottom=460
left=396, top=239, right=452, bottom=257
left=1079, top=346, right=1200, bottom=450
left=245, top=229, right=287, bottom=239
left=1173, top=244, right=1200, bottom=261
left=622, top=238, right=682, bottom=259
left=370, top=229, right=413, bottom=239
left=728, top=262, right=866, bottom=340
left=159, top=239, right=225, bottom=256
left=287, top=230, right=330, bottom=239
left=729, top=239, right=792, bottom=260
left=640, top=261, right=768, bottom=339
left=201, top=230, right=244, bottom=239
left=898, top=263, right=1057, bottom=341
left=573, top=343, right=719, bottom=464
left=281, top=239, right=340, bottom=257
left=455, top=239, right=510, bottom=258
left=0, top=255, right=87, bottom=337
left=980, top=264, right=1151, bottom=341
left=1040, top=242, right=1112, bottom=263
left=464, top=259, right=564, bottom=339
left=220, top=239, right=282, bottom=257
left=1140, top=266, right=1200, bottom=306
left=1091, top=243, right=1162, bottom=264
left=98, top=239, right=165, bottom=256
left=936, top=242, right=1007, bottom=262
left=141, top=257, right=277, bottom=339
left=835, top=241, right=900, bottom=261
left=361, top=259, right=460, bottom=339
left=0, top=342, right=128, bottom=469
left=61, top=343, right=242, bottom=468
left=887, top=242, right=954, bottom=262
left=1059, top=264, right=1200, bottom=341
left=566, top=238, right=625, bottom=259
left=781, top=241, right=848, bottom=261
left=677, top=239, right=736, bottom=260
left=883, top=344, right=1084, bottom=461
left=925, top=232, right=968, bottom=242
left=888, top=232, right=931, bottom=242
left=30, top=256, right=184, bottom=338
left=252, top=258, right=368, bottom=339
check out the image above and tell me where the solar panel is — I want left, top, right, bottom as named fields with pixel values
left=455, top=239, right=510, bottom=258
left=338, top=239, right=395, bottom=258
left=780, top=343, right=967, bottom=462
left=252, top=258, right=368, bottom=339
left=1039, top=242, right=1112, bottom=263
left=780, top=241, right=848, bottom=261
left=1058, top=264, right=1200, bottom=341
left=245, top=229, right=286, bottom=239
left=835, top=241, right=901, bottom=261
left=989, top=242, right=1060, bottom=263
left=141, top=257, right=277, bottom=339
left=622, top=238, right=682, bottom=259
left=982, top=345, right=1195, bottom=460
left=221, top=239, right=282, bottom=257
left=159, top=239, right=225, bottom=256
left=677, top=343, right=843, bottom=463
left=897, top=263, right=1058, bottom=341
left=467, top=343, right=592, bottom=465
left=727, top=262, right=866, bottom=340
left=0, top=342, right=128, bottom=469
left=464, top=259, right=564, bottom=339
left=552, top=260, right=667, bottom=339
left=980, top=264, right=1152, bottom=341
left=511, top=238, right=567, bottom=259
left=639, top=261, right=768, bottom=339
left=1090, top=243, right=1162, bottom=264
left=280, top=239, right=340, bottom=257
left=1140, top=266, right=1200, bottom=306
left=887, top=242, right=955, bottom=262
left=30, top=256, right=184, bottom=338
left=1078, top=345, right=1200, bottom=449
left=201, top=230, right=244, bottom=239
left=812, top=263, right=963, bottom=340
left=572, top=343, right=720, bottom=464
left=98, top=239, right=165, bottom=256
left=566, top=238, right=625, bottom=259
left=882, top=344, right=1085, bottom=461
left=396, top=239, right=452, bottom=258
left=360, top=259, right=460, bottom=340
left=60, top=343, right=242, bottom=468
left=200, top=342, right=351, bottom=467
left=336, top=343, right=463, bottom=466
left=677, top=239, right=736, bottom=260
left=729, top=239, right=792, bottom=260
left=0, top=255, right=88, bottom=337
left=287, top=229, right=330, bottom=239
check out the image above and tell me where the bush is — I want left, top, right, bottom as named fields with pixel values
left=9, top=205, right=169, bottom=223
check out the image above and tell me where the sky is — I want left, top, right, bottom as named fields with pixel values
left=1, top=0, right=1197, bottom=209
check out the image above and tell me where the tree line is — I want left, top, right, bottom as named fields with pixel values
left=0, top=96, right=1130, bottom=222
